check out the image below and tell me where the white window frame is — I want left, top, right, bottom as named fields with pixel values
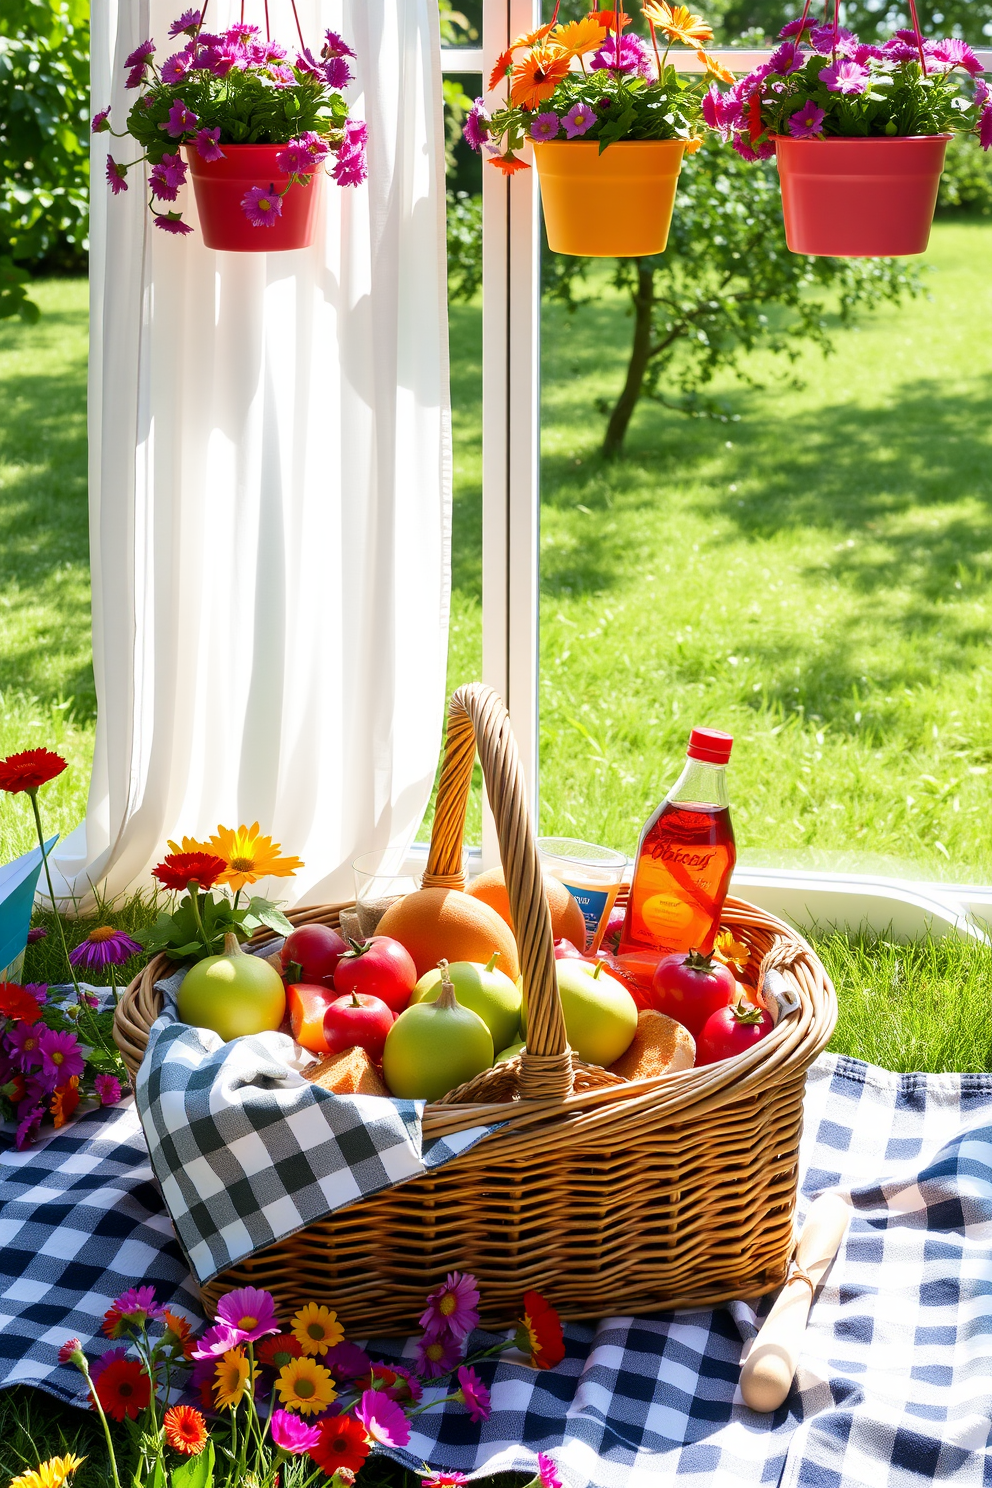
left=437, top=29, right=992, bottom=942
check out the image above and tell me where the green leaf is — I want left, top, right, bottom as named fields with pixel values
left=172, top=1439, right=214, bottom=1488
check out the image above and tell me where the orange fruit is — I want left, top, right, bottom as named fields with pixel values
left=376, top=888, right=520, bottom=981
left=466, top=867, right=588, bottom=950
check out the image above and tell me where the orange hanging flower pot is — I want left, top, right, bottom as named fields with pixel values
left=533, top=140, right=686, bottom=257
left=771, top=134, right=953, bottom=258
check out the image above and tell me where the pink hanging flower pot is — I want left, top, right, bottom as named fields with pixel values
left=184, top=143, right=325, bottom=252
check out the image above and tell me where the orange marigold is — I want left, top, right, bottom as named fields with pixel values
left=509, top=48, right=570, bottom=109
left=163, top=1404, right=207, bottom=1457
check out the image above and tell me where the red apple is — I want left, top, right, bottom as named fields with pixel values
left=323, top=992, right=394, bottom=1062
left=333, top=937, right=417, bottom=1014
left=282, top=924, right=349, bottom=988
left=554, top=938, right=586, bottom=961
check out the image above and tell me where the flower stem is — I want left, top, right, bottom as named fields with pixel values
left=188, top=885, right=209, bottom=956
left=77, top=1358, right=123, bottom=1488
left=406, top=1391, right=461, bottom=1417
left=29, top=790, right=81, bottom=997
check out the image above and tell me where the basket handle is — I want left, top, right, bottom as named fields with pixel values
left=422, top=685, right=572, bottom=1101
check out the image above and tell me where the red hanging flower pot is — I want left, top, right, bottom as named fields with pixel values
left=771, top=134, right=952, bottom=258
left=184, top=144, right=326, bottom=253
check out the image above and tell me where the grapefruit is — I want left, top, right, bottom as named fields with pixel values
left=466, top=867, right=587, bottom=950
left=376, top=887, right=519, bottom=981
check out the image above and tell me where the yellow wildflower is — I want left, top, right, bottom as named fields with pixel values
left=642, top=0, right=713, bottom=46
left=9, top=1456, right=85, bottom=1488
left=213, top=1347, right=254, bottom=1410
left=291, top=1302, right=344, bottom=1356
left=275, top=1356, right=337, bottom=1416
left=206, top=822, right=304, bottom=891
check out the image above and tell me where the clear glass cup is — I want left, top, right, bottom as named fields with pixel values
left=352, top=851, right=419, bottom=938
left=537, top=837, right=628, bottom=952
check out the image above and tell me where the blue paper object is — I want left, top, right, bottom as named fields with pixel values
left=0, top=837, right=58, bottom=973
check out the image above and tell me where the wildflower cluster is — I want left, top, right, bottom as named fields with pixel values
left=705, top=16, right=992, bottom=159
left=57, top=1276, right=565, bottom=1487
left=92, top=13, right=366, bottom=236
left=472, top=2, right=729, bottom=174
left=138, top=822, right=302, bottom=961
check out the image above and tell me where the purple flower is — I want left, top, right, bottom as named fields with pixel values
left=164, top=99, right=198, bottom=136
left=323, top=1340, right=372, bottom=1379
left=154, top=211, right=193, bottom=235
left=27, top=927, right=47, bottom=944
left=980, top=104, right=992, bottom=152
left=767, top=41, right=803, bottom=76
left=169, top=9, right=202, bottom=39
left=778, top=17, right=813, bottom=39
left=78, top=991, right=99, bottom=1009
left=529, top=111, right=561, bottom=142
left=199, top=43, right=242, bottom=77
left=276, top=138, right=323, bottom=173
left=91, top=108, right=111, bottom=134
left=39, top=1029, right=84, bottom=1084
left=160, top=49, right=194, bottom=85
left=270, top=1409, right=321, bottom=1454
left=464, top=98, right=490, bottom=152
left=976, top=79, right=990, bottom=111
left=852, top=43, right=884, bottom=66
left=355, top=1389, right=411, bottom=1449
left=94, top=1074, right=123, bottom=1106
left=69, top=928, right=142, bottom=971
left=562, top=101, right=596, bottom=139
left=820, top=58, right=869, bottom=94
left=455, top=1365, right=491, bottom=1423
left=194, top=127, right=224, bottom=161
left=929, top=38, right=982, bottom=75
left=419, top=1271, right=480, bottom=1344
left=810, top=23, right=856, bottom=54
left=881, top=38, right=918, bottom=63
left=385, top=1362, right=423, bottom=1404
left=702, top=85, right=743, bottom=140
left=89, top=1346, right=126, bottom=1385
left=24, top=983, right=46, bottom=1005
left=106, top=157, right=128, bottom=194
left=332, top=120, right=367, bottom=187
left=215, top=1287, right=279, bottom=1343
left=113, top=1286, right=165, bottom=1323
left=124, top=38, right=155, bottom=70
left=266, top=62, right=298, bottom=88
left=414, top=1333, right=463, bottom=1378
left=15, top=1104, right=43, bottom=1150
left=8, top=1024, right=43, bottom=1070
left=241, top=185, right=283, bottom=227
left=591, top=33, right=653, bottom=78
left=322, top=29, right=356, bottom=60
left=787, top=101, right=825, bottom=138
left=149, top=153, right=185, bottom=201
left=323, top=55, right=353, bottom=90
left=537, top=1454, right=563, bottom=1488
left=226, top=22, right=259, bottom=43
left=294, top=47, right=322, bottom=78
left=191, top=1322, right=242, bottom=1361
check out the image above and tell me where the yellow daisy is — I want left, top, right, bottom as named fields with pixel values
left=642, top=0, right=713, bottom=46
left=697, top=48, right=735, bottom=83
left=275, top=1356, right=337, bottom=1417
left=214, top=1348, right=254, bottom=1410
left=206, top=822, right=304, bottom=891
left=552, top=15, right=606, bottom=56
left=10, top=1456, right=85, bottom=1488
left=291, top=1302, right=345, bottom=1356
left=167, top=834, right=215, bottom=856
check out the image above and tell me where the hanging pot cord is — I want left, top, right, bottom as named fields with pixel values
left=195, top=0, right=307, bottom=52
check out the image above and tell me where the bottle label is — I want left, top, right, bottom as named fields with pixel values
left=641, top=892, right=696, bottom=939
left=564, top=884, right=609, bottom=945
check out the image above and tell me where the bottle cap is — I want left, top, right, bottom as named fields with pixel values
left=687, top=728, right=733, bottom=765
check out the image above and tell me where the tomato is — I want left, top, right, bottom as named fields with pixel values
left=282, top=924, right=349, bottom=988
left=332, top=936, right=417, bottom=1013
left=695, top=1002, right=771, bottom=1066
left=554, top=938, right=586, bottom=961
left=649, top=949, right=736, bottom=1037
left=602, top=904, right=626, bottom=956
left=323, top=992, right=394, bottom=1063
left=287, top=982, right=338, bottom=1053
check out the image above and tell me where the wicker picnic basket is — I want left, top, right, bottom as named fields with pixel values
left=115, top=683, right=837, bottom=1333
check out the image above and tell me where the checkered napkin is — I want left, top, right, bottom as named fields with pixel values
left=135, top=961, right=498, bottom=1284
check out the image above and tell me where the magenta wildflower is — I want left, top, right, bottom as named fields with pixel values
left=592, top=33, right=653, bottom=78
left=193, top=127, right=224, bottom=162
left=270, top=1408, right=322, bottom=1454
left=58, top=1338, right=83, bottom=1366
left=154, top=211, right=193, bottom=235
left=974, top=79, right=990, bottom=111
left=322, top=29, right=356, bottom=60
left=385, top=1363, right=423, bottom=1404
left=227, top=22, right=259, bottom=43
left=191, top=1322, right=243, bottom=1361
left=930, top=38, right=982, bottom=75
left=810, top=23, right=856, bottom=54
left=767, top=41, right=803, bottom=76
left=165, top=99, right=198, bottom=136
left=981, top=104, right=992, bottom=152
left=78, top=991, right=99, bottom=1009
left=23, top=982, right=46, bottom=1004
left=161, top=49, right=194, bottom=85
left=701, top=86, right=742, bottom=140
left=414, top=1333, right=463, bottom=1379
left=332, top=120, right=367, bottom=186
left=852, top=43, right=884, bottom=66
left=69, top=928, right=142, bottom=971
left=422, top=1474, right=470, bottom=1488
left=787, top=101, right=825, bottom=138
left=276, top=139, right=322, bottom=173
left=464, top=98, right=489, bottom=151
left=39, top=1029, right=85, bottom=1084
left=94, top=1074, right=123, bottom=1106
left=323, top=1340, right=372, bottom=1380
left=7, top=1024, right=42, bottom=1069
left=15, top=1104, right=43, bottom=1149
left=779, top=17, right=813, bottom=39
left=27, top=927, right=47, bottom=944
left=91, top=108, right=111, bottom=134
left=419, top=1271, right=480, bottom=1344
left=215, top=1286, right=279, bottom=1343
left=529, top=111, right=561, bottom=142
left=113, top=1286, right=165, bottom=1323
left=106, top=158, right=128, bottom=195
left=324, top=56, right=354, bottom=90
left=124, top=38, right=155, bottom=70
left=536, top=1454, right=563, bottom=1488
left=241, top=185, right=283, bottom=227
left=355, top=1389, right=411, bottom=1449
left=881, top=38, right=918, bottom=62
left=169, top=9, right=202, bottom=38
left=455, top=1365, right=491, bottom=1423
left=819, top=58, right=869, bottom=94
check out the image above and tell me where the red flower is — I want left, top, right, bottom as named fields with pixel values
left=309, top=1413, right=370, bottom=1476
left=93, top=1355, right=151, bottom=1420
left=0, top=748, right=67, bottom=794
left=518, top=1291, right=565, bottom=1370
left=151, top=852, right=227, bottom=892
left=58, top=1337, right=82, bottom=1365
left=164, top=1404, right=208, bottom=1456
left=257, top=1332, right=303, bottom=1369
left=0, top=983, right=43, bottom=1025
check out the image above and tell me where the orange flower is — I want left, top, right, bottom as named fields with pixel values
left=488, top=152, right=531, bottom=175
left=596, top=10, right=634, bottom=30
left=517, top=1290, right=565, bottom=1369
left=488, top=45, right=516, bottom=91
left=683, top=134, right=703, bottom=152
left=162, top=1311, right=195, bottom=1359
left=257, top=1332, right=303, bottom=1370
left=697, top=48, right=734, bottom=82
left=642, top=0, right=713, bottom=46
left=51, top=1077, right=80, bottom=1130
left=163, top=1404, right=207, bottom=1457
left=511, top=22, right=556, bottom=48
left=713, top=929, right=749, bottom=973
left=553, top=15, right=608, bottom=56
left=510, top=48, right=571, bottom=108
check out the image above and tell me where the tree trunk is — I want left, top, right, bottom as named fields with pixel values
left=601, top=261, right=656, bottom=460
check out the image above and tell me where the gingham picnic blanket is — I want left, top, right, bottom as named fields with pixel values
left=1, top=1053, right=990, bottom=1488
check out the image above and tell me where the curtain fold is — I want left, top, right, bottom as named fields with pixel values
left=55, top=0, right=451, bottom=910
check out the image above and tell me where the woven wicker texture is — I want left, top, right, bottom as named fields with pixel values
left=115, top=683, right=837, bottom=1329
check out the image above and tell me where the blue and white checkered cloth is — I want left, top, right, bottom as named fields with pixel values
left=1, top=1053, right=990, bottom=1486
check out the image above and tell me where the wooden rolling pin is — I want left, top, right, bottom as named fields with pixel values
left=740, top=1191, right=851, bottom=1412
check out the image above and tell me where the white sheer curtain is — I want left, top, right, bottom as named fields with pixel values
left=54, top=0, right=451, bottom=909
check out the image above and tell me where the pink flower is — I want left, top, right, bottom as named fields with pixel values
left=113, top=1286, right=165, bottom=1323
left=270, top=1408, right=322, bottom=1454
left=464, top=98, right=489, bottom=151
left=929, top=38, right=982, bottom=76
left=981, top=104, right=992, bottom=152
left=106, top=158, right=128, bottom=194
left=852, top=43, right=884, bottom=66
left=153, top=211, right=193, bottom=235
left=322, top=29, right=356, bottom=60
left=414, top=1333, right=463, bottom=1379
left=419, top=1272, right=480, bottom=1344
left=819, top=58, right=869, bottom=95
left=94, top=1074, right=123, bottom=1106
left=276, top=139, right=321, bottom=173
left=591, top=33, right=653, bottom=78
left=165, top=99, right=198, bottom=137
left=455, top=1365, right=490, bottom=1423
left=324, top=56, right=353, bottom=90
left=193, top=127, right=224, bottom=161
left=386, top=1363, right=423, bottom=1404
left=8, top=1023, right=44, bottom=1070
left=975, top=79, right=990, bottom=111
left=778, top=17, right=813, bottom=39
left=215, top=1287, right=279, bottom=1343
left=537, top=1453, right=562, bottom=1488
left=810, top=23, right=855, bottom=54
left=58, top=1338, right=83, bottom=1365
left=226, top=22, right=259, bottom=43
left=15, top=1104, right=43, bottom=1149
left=124, top=38, right=154, bottom=71
left=422, top=1474, right=469, bottom=1487
left=355, top=1389, right=411, bottom=1449
left=169, top=10, right=202, bottom=38
left=161, top=49, right=195, bottom=85
left=882, top=38, right=918, bottom=62
left=702, top=85, right=743, bottom=140
left=91, top=108, right=111, bottom=134
left=529, top=111, right=560, bottom=143
left=191, top=1322, right=242, bottom=1361
left=332, top=120, right=367, bottom=187
left=787, top=101, right=825, bottom=138
left=39, top=1029, right=85, bottom=1084
left=241, top=185, right=283, bottom=227
left=323, top=1341, right=372, bottom=1380
left=69, top=929, right=141, bottom=971
left=767, top=41, right=803, bottom=76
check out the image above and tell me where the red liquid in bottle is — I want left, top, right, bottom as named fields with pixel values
left=618, top=730, right=736, bottom=987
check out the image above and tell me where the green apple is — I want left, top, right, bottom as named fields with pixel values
left=496, top=1039, right=525, bottom=1062
left=411, top=954, right=521, bottom=1055
left=383, top=969, right=493, bottom=1101
left=523, top=960, right=637, bottom=1066
left=177, top=934, right=286, bottom=1042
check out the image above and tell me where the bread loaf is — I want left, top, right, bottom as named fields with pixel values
left=303, top=1046, right=390, bottom=1097
left=609, top=1010, right=695, bottom=1080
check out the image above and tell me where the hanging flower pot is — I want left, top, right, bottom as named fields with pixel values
left=772, top=134, right=952, bottom=258
left=185, top=144, right=326, bottom=253
left=533, top=140, right=686, bottom=257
